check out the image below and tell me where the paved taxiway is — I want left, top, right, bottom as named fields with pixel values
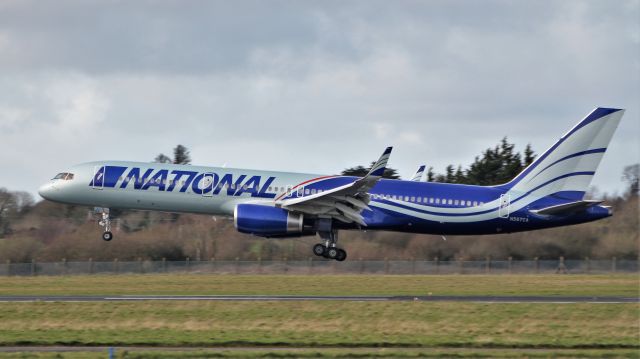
left=0, top=295, right=636, bottom=303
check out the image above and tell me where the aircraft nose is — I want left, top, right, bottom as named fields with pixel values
left=38, top=182, right=57, bottom=200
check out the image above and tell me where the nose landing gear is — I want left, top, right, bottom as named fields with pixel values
left=102, top=231, right=113, bottom=241
left=312, top=230, right=347, bottom=261
left=96, top=207, right=113, bottom=241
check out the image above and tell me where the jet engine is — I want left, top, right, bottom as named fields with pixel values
left=234, top=204, right=314, bottom=238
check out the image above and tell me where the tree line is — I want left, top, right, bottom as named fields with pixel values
left=342, top=137, right=536, bottom=185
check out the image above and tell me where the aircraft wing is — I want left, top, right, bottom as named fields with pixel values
left=411, top=165, right=426, bottom=181
left=530, top=200, right=603, bottom=216
left=276, top=147, right=393, bottom=226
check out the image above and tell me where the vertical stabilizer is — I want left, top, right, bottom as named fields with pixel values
left=500, top=108, right=624, bottom=200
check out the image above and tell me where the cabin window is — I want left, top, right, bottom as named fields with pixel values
left=473, top=201, right=478, bottom=206
left=435, top=198, right=440, bottom=204
left=404, top=196, right=409, bottom=201
left=429, top=198, right=434, bottom=204
left=447, top=199, right=453, bottom=205
left=466, top=200, right=471, bottom=206
left=417, top=197, right=421, bottom=203
left=454, top=200, right=459, bottom=206
left=311, top=189, right=316, bottom=195
left=410, top=196, right=415, bottom=202
left=305, top=188, right=310, bottom=195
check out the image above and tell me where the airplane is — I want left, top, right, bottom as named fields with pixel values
left=39, top=107, right=624, bottom=261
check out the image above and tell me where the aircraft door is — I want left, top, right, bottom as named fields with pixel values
left=91, top=165, right=105, bottom=190
left=202, top=173, right=214, bottom=197
left=498, top=193, right=510, bottom=218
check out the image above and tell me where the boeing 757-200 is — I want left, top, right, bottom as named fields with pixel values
left=39, top=108, right=624, bottom=261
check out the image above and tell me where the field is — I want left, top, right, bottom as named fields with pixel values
left=0, top=274, right=638, bottom=358
left=0, top=273, right=637, bottom=296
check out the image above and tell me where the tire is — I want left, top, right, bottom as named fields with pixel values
left=102, top=231, right=113, bottom=241
left=312, top=244, right=326, bottom=256
left=327, top=247, right=338, bottom=259
left=335, top=249, right=347, bottom=262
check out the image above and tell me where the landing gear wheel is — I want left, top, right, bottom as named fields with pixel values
left=326, top=247, right=339, bottom=259
left=102, top=231, right=113, bottom=241
left=313, top=244, right=326, bottom=257
left=335, top=249, right=347, bottom=262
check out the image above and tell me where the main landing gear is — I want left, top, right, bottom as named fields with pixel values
left=312, top=231, right=347, bottom=261
left=96, top=207, right=113, bottom=241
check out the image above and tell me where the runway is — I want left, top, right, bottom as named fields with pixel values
left=0, top=295, right=637, bottom=303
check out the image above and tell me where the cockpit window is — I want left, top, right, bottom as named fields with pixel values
left=52, top=172, right=74, bottom=180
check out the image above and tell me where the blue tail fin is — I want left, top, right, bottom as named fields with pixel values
left=500, top=108, right=624, bottom=200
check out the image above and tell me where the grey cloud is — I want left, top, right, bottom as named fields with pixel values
left=0, top=0, right=638, bottom=197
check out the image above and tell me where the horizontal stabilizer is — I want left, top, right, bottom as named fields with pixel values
left=530, top=200, right=603, bottom=216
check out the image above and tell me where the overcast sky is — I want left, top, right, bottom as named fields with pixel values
left=1, top=0, right=638, bottom=198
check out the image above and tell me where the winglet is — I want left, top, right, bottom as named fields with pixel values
left=367, top=147, right=393, bottom=177
left=411, top=165, right=426, bottom=181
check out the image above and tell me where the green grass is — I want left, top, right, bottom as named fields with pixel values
left=0, top=275, right=637, bottom=353
left=0, top=301, right=637, bottom=349
left=1, top=347, right=640, bottom=358
left=0, top=274, right=638, bottom=296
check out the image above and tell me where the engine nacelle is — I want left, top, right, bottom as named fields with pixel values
left=234, top=204, right=309, bottom=238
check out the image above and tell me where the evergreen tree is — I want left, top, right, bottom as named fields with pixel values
left=426, top=167, right=435, bottom=182
left=432, top=138, right=535, bottom=186
left=341, top=165, right=368, bottom=177
left=173, top=145, right=191, bottom=165
left=444, top=165, right=455, bottom=183
left=622, top=163, right=639, bottom=197
left=454, top=165, right=465, bottom=184
left=153, top=145, right=192, bottom=165
left=154, top=154, right=172, bottom=164
left=523, top=144, right=536, bottom=167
